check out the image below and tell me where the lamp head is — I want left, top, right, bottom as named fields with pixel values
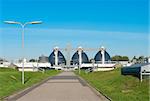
left=4, top=21, right=18, bottom=24
left=30, top=21, right=42, bottom=24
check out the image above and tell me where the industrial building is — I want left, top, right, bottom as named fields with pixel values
left=38, top=55, right=49, bottom=63
left=71, top=50, right=89, bottom=65
left=49, top=47, right=66, bottom=66
left=48, top=46, right=116, bottom=71
left=0, top=58, right=10, bottom=67
left=94, top=48, right=111, bottom=63
left=12, top=46, right=116, bottom=71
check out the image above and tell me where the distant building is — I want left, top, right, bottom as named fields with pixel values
left=0, top=58, right=10, bottom=67
left=0, top=58, right=7, bottom=63
left=0, top=58, right=3, bottom=64
left=39, top=55, right=49, bottom=63
left=148, top=57, right=150, bottom=63
left=131, top=56, right=150, bottom=64
left=132, top=58, right=137, bottom=64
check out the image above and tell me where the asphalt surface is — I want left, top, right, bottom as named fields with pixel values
left=15, top=71, right=108, bottom=101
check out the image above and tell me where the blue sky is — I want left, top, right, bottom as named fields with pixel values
left=0, top=0, right=149, bottom=60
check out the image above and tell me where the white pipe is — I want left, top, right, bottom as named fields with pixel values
left=78, top=47, right=83, bottom=74
left=101, top=46, right=105, bottom=64
left=78, top=50, right=82, bottom=66
left=54, top=47, right=59, bottom=66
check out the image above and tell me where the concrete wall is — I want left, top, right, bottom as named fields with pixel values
left=18, top=68, right=39, bottom=72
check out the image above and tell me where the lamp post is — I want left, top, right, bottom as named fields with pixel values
left=4, top=21, right=42, bottom=84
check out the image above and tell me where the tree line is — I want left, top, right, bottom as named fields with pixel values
left=111, top=55, right=148, bottom=63
left=111, top=55, right=129, bottom=61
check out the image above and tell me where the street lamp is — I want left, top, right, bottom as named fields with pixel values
left=4, top=21, right=42, bottom=84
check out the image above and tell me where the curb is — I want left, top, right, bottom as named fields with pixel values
left=3, top=76, right=53, bottom=101
left=77, top=75, right=112, bottom=101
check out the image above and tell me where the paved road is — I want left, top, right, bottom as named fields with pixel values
left=16, top=72, right=108, bottom=101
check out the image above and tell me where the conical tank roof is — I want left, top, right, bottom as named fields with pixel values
left=71, top=51, right=89, bottom=65
left=49, top=50, right=66, bottom=66
left=94, top=50, right=111, bottom=62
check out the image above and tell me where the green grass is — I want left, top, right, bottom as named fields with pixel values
left=0, top=67, right=61, bottom=100
left=76, top=68, right=150, bottom=101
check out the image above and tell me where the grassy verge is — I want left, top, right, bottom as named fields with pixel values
left=75, top=68, right=149, bottom=101
left=0, top=68, right=61, bottom=100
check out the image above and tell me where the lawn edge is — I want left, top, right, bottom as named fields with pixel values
left=77, top=75, right=112, bottom=101
left=3, top=74, right=57, bottom=101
